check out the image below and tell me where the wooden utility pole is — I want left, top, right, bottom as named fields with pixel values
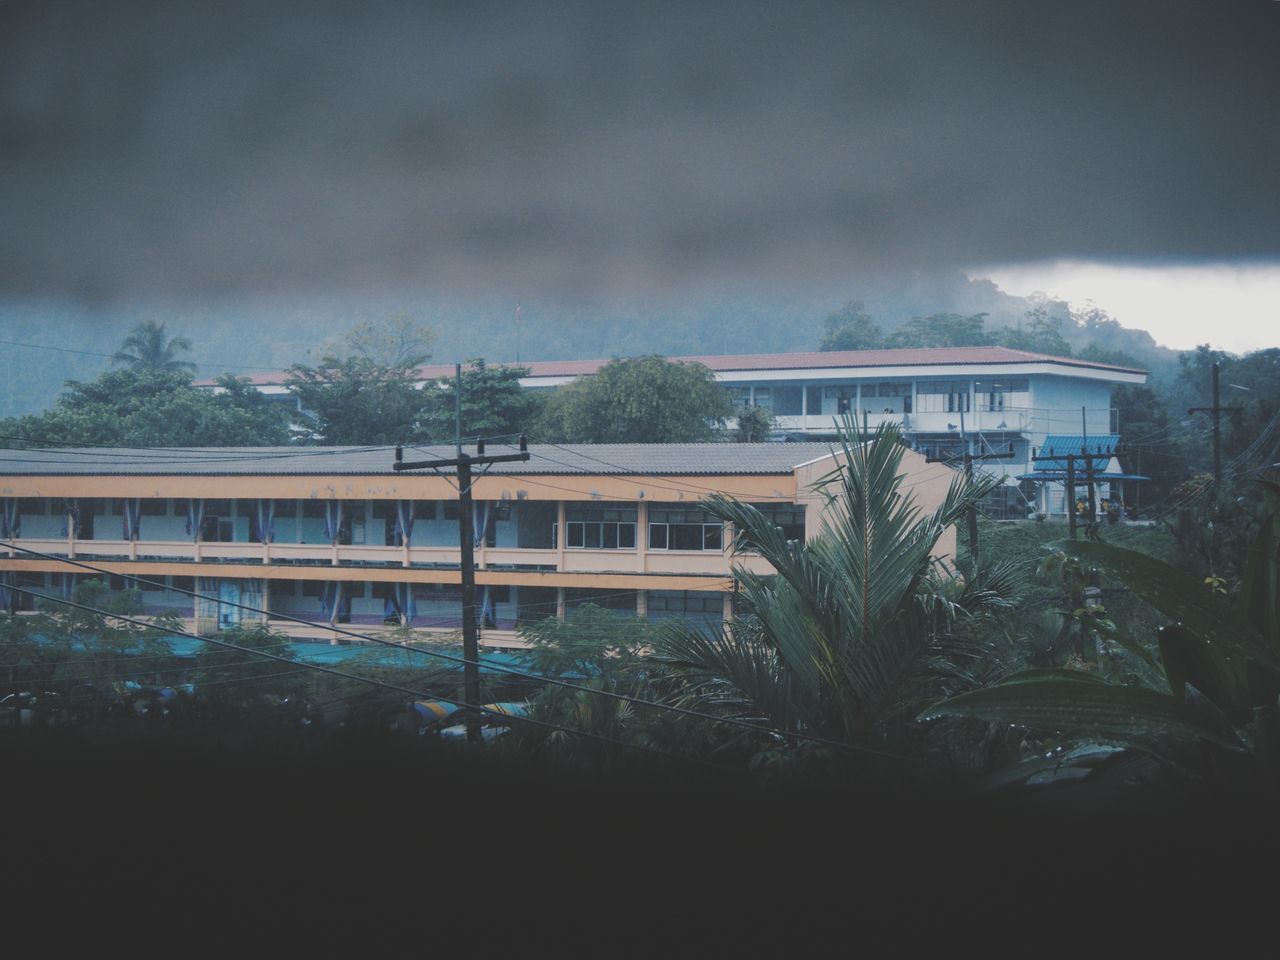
left=395, top=364, right=530, bottom=743
left=926, top=413, right=1015, bottom=566
left=1189, top=361, right=1244, bottom=485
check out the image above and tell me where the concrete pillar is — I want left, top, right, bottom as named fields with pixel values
left=636, top=589, right=647, bottom=618
left=556, top=500, right=566, bottom=569
left=722, top=590, right=734, bottom=624
left=556, top=587, right=566, bottom=621
left=636, top=500, right=648, bottom=573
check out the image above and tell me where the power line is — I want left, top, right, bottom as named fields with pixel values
left=2, top=582, right=722, bottom=771
left=1, top=541, right=948, bottom=767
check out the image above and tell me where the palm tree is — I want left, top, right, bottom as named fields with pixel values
left=111, top=320, right=197, bottom=375
left=654, top=417, right=1015, bottom=748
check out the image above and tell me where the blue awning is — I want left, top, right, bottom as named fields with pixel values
left=1033, top=434, right=1119, bottom=474
left=1018, top=472, right=1149, bottom=481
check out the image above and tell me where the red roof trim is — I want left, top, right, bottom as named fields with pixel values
left=195, top=345, right=1146, bottom=386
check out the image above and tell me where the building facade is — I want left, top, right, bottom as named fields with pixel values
left=0, top=442, right=957, bottom=646
left=201, top=345, right=1146, bottom=516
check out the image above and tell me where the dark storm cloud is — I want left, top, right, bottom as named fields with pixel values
left=1, top=0, right=1277, bottom=299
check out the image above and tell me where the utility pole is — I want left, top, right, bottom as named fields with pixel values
left=926, top=411, right=1015, bottom=566
left=1082, top=406, right=1097, bottom=524
left=395, top=367, right=530, bottom=743
left=1189, top=361, right=1244, bottom=485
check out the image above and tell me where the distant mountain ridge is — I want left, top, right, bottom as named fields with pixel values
left=0, top=271, right=1182, bottom=417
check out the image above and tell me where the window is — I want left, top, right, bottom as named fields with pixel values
left=442, top=501, right=459, bottom=520
left=819, top=385, right=857, bottom=415
left=648, top=507, right=724, bottom=551
left=647, top=591, right=722, bottom=615
left=20, top=498, right=47, bottom=515
left=916, top=380, right=971, bottom=414
left=726, top=385, right=753, bottom=408
left=140, top=499, right=167, bottom=516
left=413, top=501, right=436, bottom=520
left=974, top=378, right=1028, bottom=412
left=771, top=384, right=803, bottom=415
left=754, top=504, right=806, bottom=543
left=274, top=500, right=298, bottom=518
left=872, top=382, right=912, bottom=414
left=565, top=505, right=637, bottom=550
left=302, top=500, right=327, bottom=519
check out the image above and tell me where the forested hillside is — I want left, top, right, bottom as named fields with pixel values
left=0, top=271, right=1180, bottom=417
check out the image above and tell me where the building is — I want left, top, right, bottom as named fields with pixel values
left=199, top=345, right=1147, bottom=515
left=0, top=442, right=957, bottom=646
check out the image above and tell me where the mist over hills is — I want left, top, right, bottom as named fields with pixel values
left=0, top=271, right=1179, bottom=418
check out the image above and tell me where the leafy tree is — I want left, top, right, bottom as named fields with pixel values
left=536, top=355, right=735, bottom=443
left=286, top=318, right=435, bottom=445
left=819, top=300, right=884, bottom=351
left=0, top=368, right=292, bottom=447
left=997, top=307, right=1073, bottom=357
left=111, top=320, right=197, bottom=375
left=733, top=403, right=776, bottom=442
left=415, top=359, right=542, bottom=444
left=887, top=312, right=992, bottom=349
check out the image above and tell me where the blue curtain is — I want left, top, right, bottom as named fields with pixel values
left=121, top=498, right=141, bottom=540
left=1, top=498, right=19, bottom=539
left=473, top=501, right=491, bottom=548
left=480, top=584, right=496, bottom=629
left=319, top=582, right=348, bottom=622
left=184, top=499, right=204, bottom=540
left=323, top=502, right=344, bottom=544
left=393, top=500, right=415, bottom=547
left=251, top=499, right=276, bottom=543
left=384, top=582, right=418, bottom=625
left=61, top=499, right=81, bottom=538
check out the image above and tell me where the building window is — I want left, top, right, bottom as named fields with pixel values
left=870, top=382, right=912, bottom=414
left=974, top=378, right=1029, bottom=412
left=917, top=380, right=971, bottom=414
left=647, top=590, right=722, bottom=615
left=564, top=505, right=637, bottom=550
left=753, top=504, right=806, bottom=543
left=648, top=507, right=724, bottom=551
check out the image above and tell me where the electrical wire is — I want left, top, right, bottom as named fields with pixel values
left=1, top=582, right=727, bottom=771
left=1, top=541, right=950, bottom=767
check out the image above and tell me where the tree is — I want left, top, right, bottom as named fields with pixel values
left=0, top=368, right=292, bottom=447
left=733, top=403, right=775, bottom=442
left=286, top=317, right=435, bottom=445
left=536, top=356, right=735, bottom=443
left=819, top=300, right=884, bottom=352
left=415, top=359, right=542, bottom=443
left=887, top=312, right=992, bottom=349
left=655, top=419, right=1012, bottom=749
left=111, top=320, right=197, bottom=375
left=997, top=307, right=1073, bottom=357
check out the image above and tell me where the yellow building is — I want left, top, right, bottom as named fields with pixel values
left=0, top=442, right=956, bottom=646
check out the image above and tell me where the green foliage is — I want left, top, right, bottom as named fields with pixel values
left=886, top=312, right=991, bottom=349
left=923, top=485, right=1280, bottom=791
left=0, top=368, right=292, bottom=446
left=414, top=358, right=541, bottom=443
left=286, top=317, right=435, bottom=444
left=733, top=403, right=775, bottom=442
left=654, top=419, right=1015, bottom=750
left=996, top=307, right=1073, bottom=357
left=536, top=355, right=735, bottom=443
left=110, top=320, right=196, bottom=375
left=818, top=300, right=884, bottom=351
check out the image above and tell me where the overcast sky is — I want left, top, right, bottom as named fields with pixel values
left=2, top=0, right=1277, bottom=349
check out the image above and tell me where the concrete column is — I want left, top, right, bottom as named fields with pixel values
left=722, top=590, right=734, bottom=624
left=556, top=500, right=566, bottom=570
left=556, top=587, right=565, bottom=621
left=636, top=500, right=648, bottom=573
left=636, top=589, right=647, bottom=618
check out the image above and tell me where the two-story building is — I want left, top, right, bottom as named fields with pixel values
left=0, top=442, right=957, bottom=646
left=202, top=346, right=1147, bottom=517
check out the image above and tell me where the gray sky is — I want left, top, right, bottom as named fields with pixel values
left=2, top=0, right=1278, bottom=342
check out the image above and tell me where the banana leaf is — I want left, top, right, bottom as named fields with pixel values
left=918, top=672, right=1247, bottom=752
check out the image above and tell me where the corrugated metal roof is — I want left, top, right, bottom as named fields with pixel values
left=1029, top=435, right=1123, bottom=475
left=0, top=442, right=845, bottom=477
left=196, top=345, right=1146, bottom=387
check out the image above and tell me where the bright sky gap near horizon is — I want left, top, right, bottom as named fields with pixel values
left=969, top=262, right=1280, bottom=355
